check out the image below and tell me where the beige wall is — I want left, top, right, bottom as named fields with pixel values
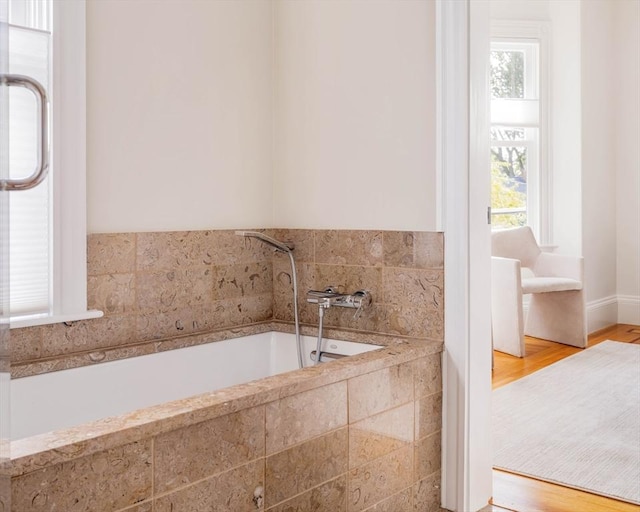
left=491, top=0, right=640, bottom=329
left=613, top=0, right=640, bottom=324
left=86, top=0, right=274, bottom=233
left=580, top=0, right=618, bottom=313
left=273, top=0, right=436, bottom=230
left=86, top=0, right=437, bottom=234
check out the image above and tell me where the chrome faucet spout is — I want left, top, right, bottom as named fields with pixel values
left=235, top=231, right=294, bottom=253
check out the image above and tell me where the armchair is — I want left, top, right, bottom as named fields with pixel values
left=491, top=226, right=587, bottom=357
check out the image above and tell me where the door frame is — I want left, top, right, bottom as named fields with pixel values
left=437, top=1, right=493, bottom=510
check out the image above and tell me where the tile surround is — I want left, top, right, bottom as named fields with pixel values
left=11, top=228, right=443, bottom=377
left=7, top=228, right=445, bottom=511
left=7, top=342, right=444, bottom=511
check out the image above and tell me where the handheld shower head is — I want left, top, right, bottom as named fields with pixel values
left=235, top=231, right=294, bottom=253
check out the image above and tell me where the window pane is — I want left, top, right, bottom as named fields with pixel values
left=8, top=24, right=51, bottom=316
left=490, top=50, right=524, bottom=99
left=491, top=146, right=527, bottom=229
left=491, top=127, right=525, bottom=141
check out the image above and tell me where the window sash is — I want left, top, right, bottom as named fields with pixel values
left=7, top=23, right=51, bottom=316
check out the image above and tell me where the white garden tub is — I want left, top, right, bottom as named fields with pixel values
left=11, top=332, right=381, bottom=440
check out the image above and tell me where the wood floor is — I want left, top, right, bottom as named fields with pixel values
left=489, top=324, right=640, bottom=512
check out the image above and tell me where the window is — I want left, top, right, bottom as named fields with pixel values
left=490, top=21, right=550, bottom=243
left=5, top=0, right=101, bottom=327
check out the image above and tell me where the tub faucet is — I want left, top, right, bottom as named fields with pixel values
left=307, top=287, right=372, bottom=313
left=306, top=287, right=372, bottom=365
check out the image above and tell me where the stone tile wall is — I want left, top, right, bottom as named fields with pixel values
left=10, top=229, right=443, bottom=375
left=10, top=230, right=274, bottom=371
left=9, top=352, right=444, bottom=511
left=273, top=229, right=444, bottom=339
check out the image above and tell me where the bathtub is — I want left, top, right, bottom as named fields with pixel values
left=6, top=330, right=442, bottom=511
left=11, top=331, right=381, bottom=440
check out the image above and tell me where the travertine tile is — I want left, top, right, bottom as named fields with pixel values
left=88, top=273, right=136, bottom=316
left=362, top=487, right=412, bottom=512
left=414, top=354, right=442, bottom=398
left=315, top=230, right=384, bottom=266
left=211, top=261, right=273, bottom=300
left=0, top=475, right=9, bottom=512
left=349, top=445, right=413, bottom=512
left=266, top=382, right=347, bottom=454
left=314, top=265, right=383, bottom=304
left=383, top=231, right=443, bottom=269
left=348, top=363, right=413, bottom=423
left=415, top=392, right=443, bottom=440
left=40, top=315, right=136, bottom=357
left=266, top=475, right=347, bottom=512
left=88, top=233, right=136, bottom=276
left=349, top=403, right=414, bottom=469
left=9, top=327, right=43, bottom=362
left=414, top=431, right=441, bottom=481
left=320, top=303, right=387, bottom=335
left=154, top=406, right=265, bottom=494
left=272, top=260, right=316, bottom=324
left=265, top=428, right=348, bottom=507
left=12, top=440, right=151, bottom=511
left=136, top=268, right=214, bottom=314
left=382, top=268, right=443, bottom=307
left=135, top=305, right=213, bottom=341
left=385, top=304, right=443, bottom=339
left=223, top=294, right=273, bottom=326
left=116, top=502, right=153, bottom=512
left=136, top=295, right=273, bottom=341
left=154, top=459, right=264, bottom=512
left=272, top=229, right=315, bottom=263
left=136, top=230, right=215, bottom=271
left=208, top=229, right=273, bottom=265
left=413, top=470, right=442, bottom=512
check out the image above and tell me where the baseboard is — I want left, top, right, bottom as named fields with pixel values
left=521, top=295, right=636, bottom=335
left=618, top=295, right=640, bottom=325
left=586, top=296, right=618, bottom=334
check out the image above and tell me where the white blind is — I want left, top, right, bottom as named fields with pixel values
left=8, top=24, right=51, bottom=316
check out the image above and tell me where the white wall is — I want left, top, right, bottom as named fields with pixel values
left=86, top=0, right=274, bottom=233
left=86, top=0, right=437, bottom=234
left=490, top=0, right=639, bottom=331
left=613, top=0, right=640, bottom=324
left=549, top=0, right=583, bottom=259
left=580, top=0, right=618, bottom=325
left=490, top=0, right=549, bottom=20
left=491, top=0, right=584, bottom=257
left=269, top=0, right=435, bottom=231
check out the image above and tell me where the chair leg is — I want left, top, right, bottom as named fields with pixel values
left=525, top=290, right=587, bottom=348
left=491, top=258, right=526, bottom=357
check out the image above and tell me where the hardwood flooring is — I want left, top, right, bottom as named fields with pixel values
left=489, top=324, right=640, bottom=512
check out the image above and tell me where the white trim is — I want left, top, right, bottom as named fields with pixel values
left=490, top=20, right=553, bottom=246
left=618, top=295, right=640, bottom=325
left=437, top=0, right=469, bottom=507
left=523, top=295, right=637, bottom=335
left=52, top=0, right=88, bottom=319
left=586, top=295, right=617, bottom=334
left=10, top=309, right=102, bottom=329
left=438, top=1, right=493, bottom=510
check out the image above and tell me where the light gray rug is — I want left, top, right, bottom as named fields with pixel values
left=493, top=341, right=640, bottom=505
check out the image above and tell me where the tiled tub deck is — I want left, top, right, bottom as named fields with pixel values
left=3, top=330, right=443, bottom=512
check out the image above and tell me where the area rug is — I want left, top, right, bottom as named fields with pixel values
left=493, top=341, right=640, bottom=504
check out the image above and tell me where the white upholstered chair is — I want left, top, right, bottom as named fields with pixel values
left=491, top=226, right=587, bottom=357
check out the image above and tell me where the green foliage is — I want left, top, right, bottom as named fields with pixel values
left=490, top=50, right=524, bottom=99
left=490, top=49, right=528, bottom=228
left=491, top=160, right=526, bottom=228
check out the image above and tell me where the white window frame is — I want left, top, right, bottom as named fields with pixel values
left=10, top=0, right=101, bottom=328
left=490, top=20, right=552, bottom=246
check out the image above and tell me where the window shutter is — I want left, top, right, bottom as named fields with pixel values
left=8, top=24, right=51, bottom=316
